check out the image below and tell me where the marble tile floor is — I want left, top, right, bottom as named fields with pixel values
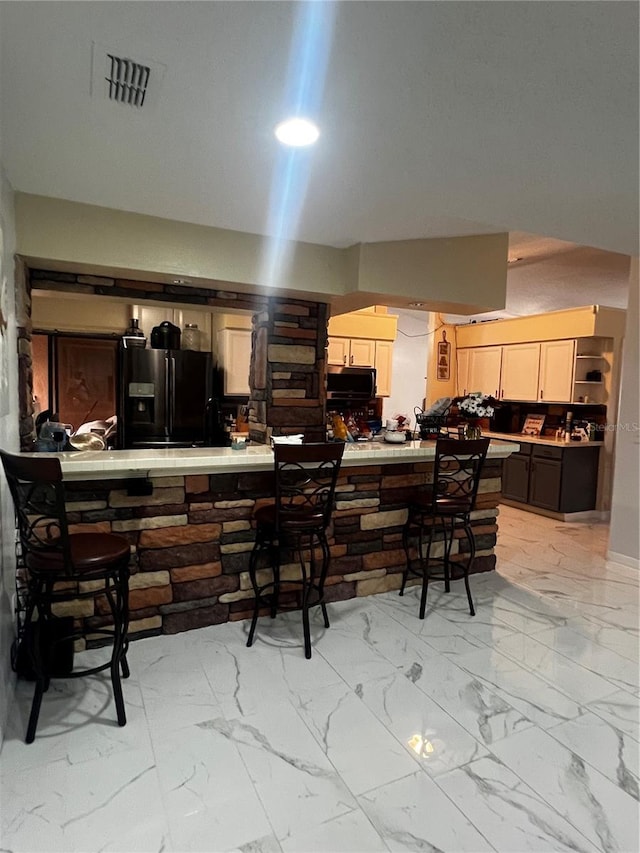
left=1, top=505, right=638, bottom=852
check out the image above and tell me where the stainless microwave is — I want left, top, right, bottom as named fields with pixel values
left=326, top=366, right=377, bottom=400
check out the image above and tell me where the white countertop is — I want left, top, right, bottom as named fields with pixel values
left=20, top=438, right=518, bottom=481
left=482, top=430, right=601, bottom=449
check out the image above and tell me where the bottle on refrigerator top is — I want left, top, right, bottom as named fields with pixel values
left=122, top=318, right=146, bottom=348
left=182, top=323, right=200, bottom=351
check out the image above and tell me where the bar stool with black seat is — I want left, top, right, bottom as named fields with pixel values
left=0, top=450, right=131, bottom=744
left=246, top=442, right=345, bottom=659
left=400, top=437, right=490, bottom=619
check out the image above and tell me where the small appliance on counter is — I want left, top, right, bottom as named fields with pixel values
left=36, top=419, right=73, bottom=452
left=204, top=397, right=232, bottom=447
left=150, top=321, right=181, bottom=350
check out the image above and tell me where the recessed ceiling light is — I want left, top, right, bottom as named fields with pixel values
left=172, top=278, right=190, bottom=284
left=408, top=302, right=425, bottom=308
left=275, top=117, right=320, bottom=147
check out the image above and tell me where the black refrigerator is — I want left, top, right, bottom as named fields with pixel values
left=120, top=349, right=213, bottom=448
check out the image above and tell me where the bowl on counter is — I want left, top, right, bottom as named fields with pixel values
left=68, top=432, right=106, bottom=451
left=383, top=430, right=406, bottom=444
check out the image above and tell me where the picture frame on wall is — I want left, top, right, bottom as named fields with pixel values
left=436, top=331, right=451, bottom=381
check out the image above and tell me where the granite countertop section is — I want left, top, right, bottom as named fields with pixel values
left=482, top=430, right=601, bottom=449
left=20, top=438, right=518, bottom=480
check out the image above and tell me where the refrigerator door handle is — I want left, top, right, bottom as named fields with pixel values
left=164, top=355, right=171, bottom=436
left=169, top=356, right=176, bottom=434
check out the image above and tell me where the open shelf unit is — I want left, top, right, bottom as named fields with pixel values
left=572, top=339, right=609, bottom=404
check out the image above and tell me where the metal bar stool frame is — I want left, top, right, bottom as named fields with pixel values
left=0, top=451, right=131, bottom=743
left=400, top=437, right=490, bottom=619
left=246, top=442, right=344, bottom=659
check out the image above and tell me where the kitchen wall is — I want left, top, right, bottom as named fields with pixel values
left=425, top=316, right=458, bottom=406
left=382, top=308, right=430, bottom=425
left=608, top=257, right=639, bottom=567
left=15, top=194, right=509, bottom=315
left=0, top=160, right=18, bottom=745
left=357, top=233, right=509, bottom=314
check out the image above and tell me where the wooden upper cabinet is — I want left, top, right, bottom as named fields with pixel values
left=460, top=340, right=575, bottom=403
left=349, top=338, right=376, bottom=367
left=327, top=337, right=350, bottom=365
left=468, top=346, right=502, bottom=398
left=456, top=348, right=470, bottom=397
left=500, top=343, right=540, bottom=401
left=327, top=308, right=397, bottom=395
left=327, top=337, right=376, bottom=367
left=327, top=336, right=393, bottom=395
left=538, top=339, right=576, bottom=402
left=327, top=310, right=397, bottom=341
left=374, top=340, right=393, bottom=397
left=218, top=328, right=251, bottom=396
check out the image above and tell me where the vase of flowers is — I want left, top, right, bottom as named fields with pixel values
left=456, top=393, right=497, bottom=439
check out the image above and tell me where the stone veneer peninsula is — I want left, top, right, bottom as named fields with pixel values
left=36, top=440, right=515, bottom=644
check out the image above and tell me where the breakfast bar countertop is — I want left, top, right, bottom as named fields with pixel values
left=21, top=438, right=519, bottom=481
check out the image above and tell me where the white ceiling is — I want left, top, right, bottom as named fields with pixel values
left=0, top=1, right=637, bottom=310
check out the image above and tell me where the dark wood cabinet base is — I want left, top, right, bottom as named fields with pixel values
left=500, top=440, right=600, bottom=515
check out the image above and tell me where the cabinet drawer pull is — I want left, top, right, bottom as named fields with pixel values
left=540, top=389, right=544, bottom=399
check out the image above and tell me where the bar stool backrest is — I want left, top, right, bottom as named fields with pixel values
left=274, top=442, right=345, bottom=530
left=0, top=451, right=73, bottom=575
left=432, top=437, right=490, bottom=513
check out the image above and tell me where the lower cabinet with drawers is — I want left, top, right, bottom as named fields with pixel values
left=501, top=441, right=600, bottom=513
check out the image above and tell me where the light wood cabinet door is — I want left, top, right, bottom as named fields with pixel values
left=349, top=338, right=376, bottom=367
left=539, top=339, right=575, bottom=402
left=468, top=346, right=502, bottom=398
left=456, top=348, right=470, bottom=396
left=137, top=306, right=171, bottom=340
left=218, top=329, right=251, bottom=396
left=327, top=337, right=349, bottom=365
left=500, top=343, right=540, bottom=401
left=327, top=337, right=376, bottom=367
left=374, top=340, right=393, bottom=397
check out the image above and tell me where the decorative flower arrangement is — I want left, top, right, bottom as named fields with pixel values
left=457, top=393, right=497, bottom=420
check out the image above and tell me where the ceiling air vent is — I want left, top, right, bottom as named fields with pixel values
left=91, top=42, right=166, bottom=110
left=105, top=54, right=150, bottom=107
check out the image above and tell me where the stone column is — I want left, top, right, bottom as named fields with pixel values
left=248, top=297, right=328, bottom=444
